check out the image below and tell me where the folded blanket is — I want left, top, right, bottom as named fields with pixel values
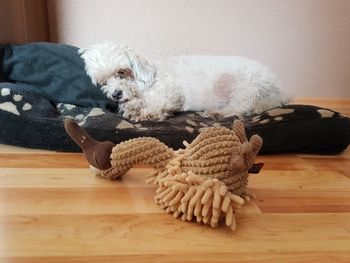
left=1, top=42, right=109, bottom=108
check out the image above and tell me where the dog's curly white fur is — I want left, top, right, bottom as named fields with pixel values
left=79, top=42, right=289, bottom=121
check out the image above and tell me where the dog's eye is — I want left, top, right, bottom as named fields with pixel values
left=117, top=68, right=133, bottom=79
left=118, top=69, right=127, bottom=79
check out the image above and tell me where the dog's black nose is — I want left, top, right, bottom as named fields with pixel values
left=112, top=90, right=123, bottom=100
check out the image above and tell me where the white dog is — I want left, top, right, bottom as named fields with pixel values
left=79, top=42, right=289, bottom=121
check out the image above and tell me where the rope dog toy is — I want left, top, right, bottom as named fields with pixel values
left=64, top=119, right=263, bottom=231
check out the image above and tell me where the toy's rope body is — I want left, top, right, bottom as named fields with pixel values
left=101, top=137, right=174, bottom=180
left=96, top=121, right=262, bottom=231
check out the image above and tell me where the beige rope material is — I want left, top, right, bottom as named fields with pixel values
left=98, top=120, right=262, bottom=231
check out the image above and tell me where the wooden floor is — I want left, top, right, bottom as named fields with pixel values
left=0, top=99, right=350, bottom=263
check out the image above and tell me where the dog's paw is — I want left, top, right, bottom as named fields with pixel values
left=139, top=113, right=157, bottom=121
left=126, top=113, right=151, bottom=122
left=127, top=114, right=142, bottom=122
left=200, top=110, right=225, bottom=120
left=124, top=112, right=162, bottom=122
left=122, top=109, right=142, bottom=122
left=138, top=110, right=170, bottom=122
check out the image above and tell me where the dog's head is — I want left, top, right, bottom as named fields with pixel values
left=79, top=42, right=155, bottom=104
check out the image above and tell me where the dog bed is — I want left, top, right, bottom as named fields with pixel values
left=1, top=42, right=349, bottom=154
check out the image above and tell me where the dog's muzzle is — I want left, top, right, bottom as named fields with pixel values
left=112, top=90, right=123, bottom=101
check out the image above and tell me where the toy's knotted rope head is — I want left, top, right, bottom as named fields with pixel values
left=180, top=120, right=262, bottom=196
left=64, top=119, right=263, bottom=231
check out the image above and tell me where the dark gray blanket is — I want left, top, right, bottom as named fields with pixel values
left=0, top=42, right=110, bottom=108
left=0, top=42, right=349, bottom=154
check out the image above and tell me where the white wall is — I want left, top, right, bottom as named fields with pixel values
left=47, top=0, right=350, bottom=97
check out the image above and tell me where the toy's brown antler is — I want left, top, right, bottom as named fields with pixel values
left=64, top=118, right=115, bottom=170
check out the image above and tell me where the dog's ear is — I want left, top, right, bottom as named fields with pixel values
left=124, top=49, right=156, bottom=90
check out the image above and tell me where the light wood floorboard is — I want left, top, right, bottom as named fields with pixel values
left=0, top=98, right=349, bottom=262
